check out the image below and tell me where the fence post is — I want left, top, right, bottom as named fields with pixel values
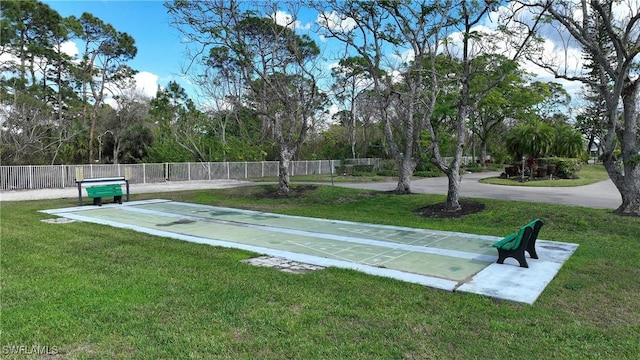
left=28, top=165, right=33, bottom=189
left=261, top=161, right=264, bottom=178
left=143, top=163, right=146, bottom=183
left=226, top=162, right=230, bottom=179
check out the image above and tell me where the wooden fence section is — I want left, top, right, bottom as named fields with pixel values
left=0, top=159, right=380, bottom=191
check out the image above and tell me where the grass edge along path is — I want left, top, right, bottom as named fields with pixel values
left=2, top=185, right=639, bottom=359
left=479, top=164, right=610, bottom=187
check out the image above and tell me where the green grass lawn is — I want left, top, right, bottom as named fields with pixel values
left=480, top=164, right=611, bottom=187
left=2, top=185, right=639, bottom=359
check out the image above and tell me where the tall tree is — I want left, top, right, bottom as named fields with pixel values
left=331, top=57, right=372, bottom=159
left=73, top=12, right=137, bottom=163
left=99, top=91, right=150, bottom=164
left=0, top=0, right=82, bottom=164
left=166, top=0, right=325, bottom=194
left=521, top=0, right=640, bottom=216
left=314, top=0, right=449, bottom=194
left=430, top=0, right=543, bottom=210
left=575, top=87, right=606, bottom=159
left=148, top=81, right=209, bottom=162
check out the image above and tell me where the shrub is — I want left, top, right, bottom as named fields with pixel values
left=416, top=158, right=440, bottom=172
left=379, top=159, right=397, bottom=171
left=376, top=170, right=398, bottom=177
left=353, top=164, right=375, bottom=173
left=540, top=157, right=583, bottom=179
left=414, top=170, right=442, bottom=177
left=334, top=165, right=353, bottom=176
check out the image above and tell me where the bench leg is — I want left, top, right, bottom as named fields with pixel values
left=526, top=241, right=539, bottom=259
left=114, top=195, right=122, bottom=204
left=496, top=248, right=529, bottom=268
left=92, top=197, right=102, bottom=206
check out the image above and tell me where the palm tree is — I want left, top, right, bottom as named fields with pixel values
left=506, top=120, right=554, bottom=160
left=553, top=124, right=586, bottom=158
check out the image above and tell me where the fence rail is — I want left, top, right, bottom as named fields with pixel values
left=0, top=159, right=380, bottom=191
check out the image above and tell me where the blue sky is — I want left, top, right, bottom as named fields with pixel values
left=44, top=0, right=193, bottom=97
left=42, top=0, right=335, bottom=104
left=41, top=1, right=580, bottom=111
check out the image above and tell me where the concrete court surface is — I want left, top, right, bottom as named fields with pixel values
left=42, top=199, right=579, bottom=304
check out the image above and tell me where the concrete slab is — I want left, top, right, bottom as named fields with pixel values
left=41, top=199, right=578, bottom=304
left=456, top=240, right=578, bottom=304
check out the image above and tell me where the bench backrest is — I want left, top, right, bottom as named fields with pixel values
left=493, top=219, right=540, bottom=251
left=508, top=219, right=542, bottom=250
left=86, top=184, right=123, bottom=197
left=525, top=218, right=544, bottom=242
left=505, top=224, right=532, bottom=250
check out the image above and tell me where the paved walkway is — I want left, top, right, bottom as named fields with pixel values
left=1, top=173, right=622, bottom=209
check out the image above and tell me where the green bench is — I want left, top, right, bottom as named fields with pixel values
left=75, top=176, right=129, bottom=206
left=493, top=219, right=544, bottom=268
left=86, top=184, right=123, bottom=206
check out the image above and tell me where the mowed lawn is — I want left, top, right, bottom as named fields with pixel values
left=1, top=185, right=639, bottom=359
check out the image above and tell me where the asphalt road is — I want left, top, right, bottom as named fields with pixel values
left=0, top=172, right=622, bottom=210
left=334, top=171, right=622, bottom=210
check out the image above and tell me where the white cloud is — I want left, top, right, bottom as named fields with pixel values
left=60, top=41, right=79, bottom=58
left=134, top=71, right=159, bottom=98
left=316, top=11, right=357, bottom=33
left=271, top=11, right=312, bottom=31
left=442, top=8, right=588, bottom=105
left=103, top=97, right=118, bottom=109
left=392, top=49, right=415, bottom=65
left=101, top=71, right=159, bottom=109
left=445, top=25, right=505, bottom=59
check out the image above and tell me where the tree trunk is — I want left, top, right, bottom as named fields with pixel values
left=278, top=147, right=293, bottom=195
left=112, top=140, right=120, bottom=165
left=445, top=171, right=462, bottom=211
left=481, top=141, right=488, bottom=167
left=608, top=79, right=640, bottom=216
left=88, top=104, right=98, bottom=163
left=615, top=166, right=640, bottom=215
left=394, top=157, right=415, bottom=193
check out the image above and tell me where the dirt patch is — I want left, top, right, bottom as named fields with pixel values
left=254, top=184, right=318, bottom=199
left=414, top=200, right=486, bottom=219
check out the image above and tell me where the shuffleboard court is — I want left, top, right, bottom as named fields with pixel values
left=42, top=199, right=578, bottom=304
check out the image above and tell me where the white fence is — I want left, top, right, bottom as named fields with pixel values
left=0, top=159, right=380, bottom=191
